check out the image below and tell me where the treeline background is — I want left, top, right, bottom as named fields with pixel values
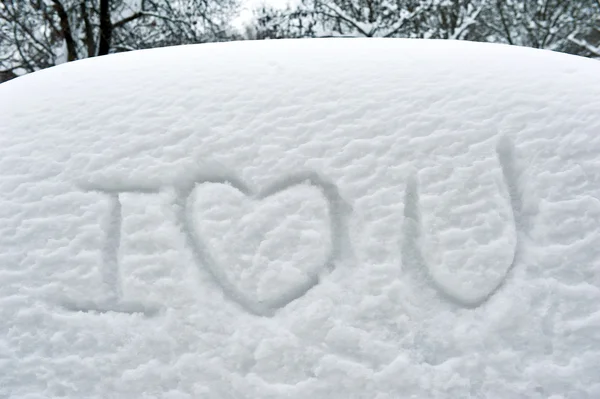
left=1, top=0, right=599, bottom=82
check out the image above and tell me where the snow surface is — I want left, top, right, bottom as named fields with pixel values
left=1, top=38, right=600, bottom=398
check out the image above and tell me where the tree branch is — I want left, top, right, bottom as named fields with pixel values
left=51, top=0, right=77, bottom=61
left=113, top=11, right=144, bottom=29
left=449, top=1, right=487, bottom=41
left=568, top=32, right=600, bottom=57
left=80, top=2, right=96, bottom=57
left=318, top=3, right=371, bottom=37
left=384, top=4, right=429, bottom=38
left=13, top=25, right=35, bottom=72
left=495, top=0, right=514, bottom=45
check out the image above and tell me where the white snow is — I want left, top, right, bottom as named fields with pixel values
left=1, top=38, right=600, bottom=398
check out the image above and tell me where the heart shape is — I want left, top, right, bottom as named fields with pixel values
left=181, top=172, right=350, bottom=316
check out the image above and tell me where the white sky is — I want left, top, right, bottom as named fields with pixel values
left=233, top=0, right=299, bottom=29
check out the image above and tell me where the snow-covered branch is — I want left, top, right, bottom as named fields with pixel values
left=568, top=32, right=600, bottom=57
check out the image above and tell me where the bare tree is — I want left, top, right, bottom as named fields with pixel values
left=418, top=0, right=488, bottom=40
left=301, top=0, right=433, bottom=38
left=244, top=0, right=600, bottom=59
left=248, top=0, right=488, bottom=39
left=246, top=5, right=320, bottom=39
left=2, top=0, right=599, bottom=83
left=476, top=0, right=600, bottom=55
left=0, top=0, right=239, bottom=81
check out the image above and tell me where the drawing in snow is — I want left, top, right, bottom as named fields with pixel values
left=1, top=38, right=600, bottom=398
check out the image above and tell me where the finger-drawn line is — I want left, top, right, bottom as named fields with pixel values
left=402, top=136, right=527, bottom=308
left=496, top=135, right=525, bottom=230
left=62, top=187, right=159, bottom=316
left=62, top=300, right=159, bottom=316
left=77, top=183, right=161, bottom=195
left=485, top=134, right=526, bottom=301
left=103, top=192, right=122, bottom=302
left=401, top=173, right=432, bottom=289
left=177, top=170, right=351, bottom=317
left=68, top=138, right=525, bottom=316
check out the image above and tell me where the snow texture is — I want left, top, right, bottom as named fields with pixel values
left=1, top=38, right=600, bottom=398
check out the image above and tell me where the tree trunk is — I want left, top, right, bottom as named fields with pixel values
left=51, top=0, right=77, bottom=61
left=98, top=0, right=112, bottom=56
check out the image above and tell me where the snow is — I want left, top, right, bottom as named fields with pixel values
left=1, top=38, right=600, bottom=398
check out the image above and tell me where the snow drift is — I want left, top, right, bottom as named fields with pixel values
left=1, top=38, right=600, bottom=398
